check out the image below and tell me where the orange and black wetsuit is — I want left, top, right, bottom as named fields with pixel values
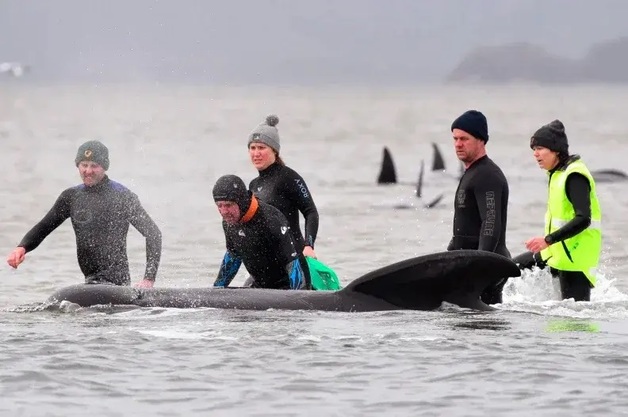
left=214, top=195, right=311, bottom=290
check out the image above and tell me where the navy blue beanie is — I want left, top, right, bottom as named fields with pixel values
left=451, top=110, right=489, bottom=143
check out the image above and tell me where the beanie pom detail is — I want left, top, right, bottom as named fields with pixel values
left=265, top=115, right=279, bottom=127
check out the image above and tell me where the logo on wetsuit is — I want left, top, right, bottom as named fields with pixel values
left=294, top=179, right=309, bottom=198
left=484, top=191, right=496, bottom=236
left=73, top=209, right=94, bottom=224
left=457, top=189, right=466, bottom=207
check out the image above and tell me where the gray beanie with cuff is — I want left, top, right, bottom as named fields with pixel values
left=247, top=115, right=280, bottom=152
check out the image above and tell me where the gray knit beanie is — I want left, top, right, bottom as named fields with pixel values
left=247, top=115, right=280, bottom=152
left=75, top=140, right=110, bottom=170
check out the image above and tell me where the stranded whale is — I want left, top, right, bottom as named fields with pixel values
left=47, top=250, right=521, bottom=312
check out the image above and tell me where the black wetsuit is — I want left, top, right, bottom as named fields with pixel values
left=513, top=156, right=593, bottom=301
left=214, top=199, right=310, bottom=290
left=17, top=176, right=162, bottom=285
left=249, top=163, right=319, bottom=252
left=447, top=155, right=510, bottom=304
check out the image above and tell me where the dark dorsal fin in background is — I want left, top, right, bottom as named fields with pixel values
left=431, top=142, right=446, bottom=171
left=417, top=159, right=444, bottom=209
left=377, top=146, right=397, bottom=184
left=592, top=168, right=628, bottom=177
left=424, top=193, right=443, bottom=208
left=591, top=169, right=628, bottom=183
left=416, top=159, right=424, bottom=198
left=343, top=250, right=521, bottom=311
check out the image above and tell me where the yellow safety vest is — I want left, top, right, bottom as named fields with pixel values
left=540, top=159, right=602, bottom=286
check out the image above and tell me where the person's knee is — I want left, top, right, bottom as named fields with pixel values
left=513, top=251, right=546, bottom=270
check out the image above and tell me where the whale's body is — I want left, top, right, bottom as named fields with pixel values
left=47, top=250, right=521, bottom=312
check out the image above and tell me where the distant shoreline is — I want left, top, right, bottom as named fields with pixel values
left=446, top=37, right=628, bottom=84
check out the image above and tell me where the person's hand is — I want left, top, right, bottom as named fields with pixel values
left=134, top=278, right=154, bottom=288
left=525, top=237, right=549, bottom=253
left=7, top=247, right=26, bottom=269
left=303, top=246, right=317, bottom=259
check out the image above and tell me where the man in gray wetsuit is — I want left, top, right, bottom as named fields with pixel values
left=6, top=140, right=162, bottom=287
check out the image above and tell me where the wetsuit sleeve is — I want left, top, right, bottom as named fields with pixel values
left=473, top=174, right=506, bottom=252
left=284, top=171, right=319, bottom=248
left=214, top=250, right=242, bottom=287
left=546, top=173, right=592, bottom=243
left=128, top=193, right=162, bottom=281
left=512, top=251, right=547, bottom=270
left=18, top=190, right=72, bottom=252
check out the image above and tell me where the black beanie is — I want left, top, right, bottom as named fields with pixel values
left=212, top=175, right=252, bottom=214
left=451, top=110, right=489, bottom=143
left=530, top=119, right=569, bottom=156
left=75, top=140, right=110, bottom=170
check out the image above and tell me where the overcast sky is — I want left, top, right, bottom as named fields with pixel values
left=1, top=0, right=627, bottom=84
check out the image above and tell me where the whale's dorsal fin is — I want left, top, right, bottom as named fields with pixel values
left=377, top=146, right=397, bottom=184
left=416, top=159, right=424, bottom=198
left=343, top=250, right=520, bottom=311
left=431, top=142, right=446, bottom=171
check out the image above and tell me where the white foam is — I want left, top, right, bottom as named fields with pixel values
left=501, top=266, right=628, bottom=319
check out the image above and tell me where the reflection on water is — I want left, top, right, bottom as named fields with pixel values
left=545, top=318, right=601, bottom=333
left=451, top=318, right=511, bottom=331
left=448, top=311, right=512, bottom=331
left=222, top=311, right=308, bottom=324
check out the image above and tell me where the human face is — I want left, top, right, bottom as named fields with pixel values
left=216, top=201, right=241, bottom=224
left=532, top=146, right=559, bottom=171
left=78, top=161, right=106, bottom=186
left=452, top=128, right=486, bottom=166
left=249, top=142, right=276, bottom=170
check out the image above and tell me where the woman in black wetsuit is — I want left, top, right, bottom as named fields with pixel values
left=246, top=115, right=320, bottom=259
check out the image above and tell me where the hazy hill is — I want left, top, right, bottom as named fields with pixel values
left=446, top=37, right=628, bottom=84
left=2, top=0, right=628, bottom=84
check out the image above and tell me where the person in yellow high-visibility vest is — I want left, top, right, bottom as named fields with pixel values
left=515, top=119, right=601, bottom=302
